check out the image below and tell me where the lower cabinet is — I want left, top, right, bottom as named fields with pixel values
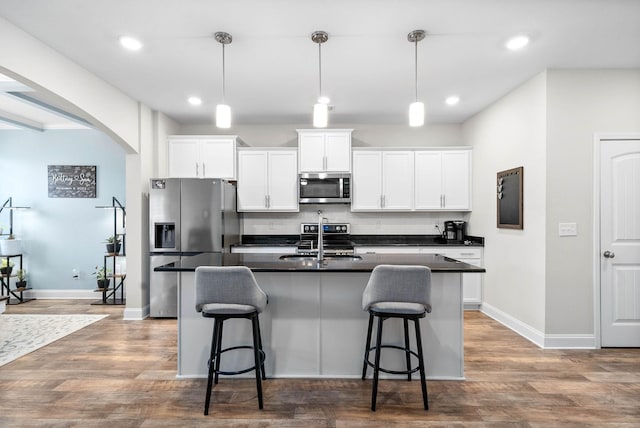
left=355, top=245, right=483, bottom=310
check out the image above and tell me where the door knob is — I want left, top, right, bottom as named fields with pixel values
left=603, top=250, right=615, bottom=258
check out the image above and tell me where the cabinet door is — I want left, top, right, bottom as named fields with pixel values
left=168, top=139, right=199, bottom=178
left=351, top=151, right=382, bottom=210
left=414, top=151, right=443, bottom=209
left=442, top=150, right=471, bottom=210
left=382, top=151, right=414, bottom=210
left=298, top=133, right=325, bottom=172
left=200, top=138, right=236, bottom=179
left=267, top=151, right=299, bottom=211
left=324, top=132, right=351, bottom=172
left=237, top=151, right=268, bottom=211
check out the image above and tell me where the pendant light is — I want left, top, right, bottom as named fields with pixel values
left=215, top=31, right=232, bottom=128
left=311, top=31, right=329, bottom=128
left=407, top=30, right=426, bottom=127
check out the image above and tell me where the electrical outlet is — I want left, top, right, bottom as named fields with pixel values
left=72, top=269, right=79, bottom=279
left=558, top=222, right=577, bottom=236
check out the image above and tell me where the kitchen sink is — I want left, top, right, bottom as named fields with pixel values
left=279, top=254, right=362, bottom=261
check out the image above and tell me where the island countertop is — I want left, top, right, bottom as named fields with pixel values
left=154, top=252, right=485, bottom=273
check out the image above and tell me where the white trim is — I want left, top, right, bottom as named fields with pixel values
left=123, top=305, right=149, bottom=321
left=481, top=303, right=545, bottom=348
left=592, top=132, right=640, bottom=350
left=175, top=374, right=465, bottom=381
left=24, top=289, right=97, bottom=299
left=481, top=303, right=596, bottom=349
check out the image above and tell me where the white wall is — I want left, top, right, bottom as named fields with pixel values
left=463, top=72, right=548, bottom=333
left=0, top=129, right=126, bottom=293
left=545, top=69, right=640, bottom=334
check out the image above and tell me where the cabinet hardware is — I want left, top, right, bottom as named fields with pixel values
left=195, top=162, right=199, bottom=176
left=603, top=250, right=615, bottom=258
left=202, top=163, right=206, bottom=177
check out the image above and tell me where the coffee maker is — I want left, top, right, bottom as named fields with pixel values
left=443, top=220, right=466, bottom=242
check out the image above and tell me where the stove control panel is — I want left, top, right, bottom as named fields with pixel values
left=301, top=223, right=350, bottom=234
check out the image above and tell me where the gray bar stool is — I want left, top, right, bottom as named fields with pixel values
left=195, top=266, right=268, bottom=414
left=361, top=264, right=432, bottom=411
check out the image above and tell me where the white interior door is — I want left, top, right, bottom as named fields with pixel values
left=600, top=139, right=640, bottom=347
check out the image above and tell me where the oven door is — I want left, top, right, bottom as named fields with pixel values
left=299, top=173, right=350, bottom=204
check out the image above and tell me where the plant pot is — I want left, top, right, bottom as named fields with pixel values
left=15, top=280, right=27, bottom=290
left=106, top=243, right=121, bottom=255
left=0, top=266, right=13, bottom=277
left=97, top=279, right=110, bottom=289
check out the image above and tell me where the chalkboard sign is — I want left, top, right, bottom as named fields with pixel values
left=48, top=165, right=97, bottom=198
left=497, top=167, right=523, bottom=229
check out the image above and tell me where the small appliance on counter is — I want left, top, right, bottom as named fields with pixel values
left=298, top=223, right=355, bottom=255
left=443, top=220, right=466, bottom=243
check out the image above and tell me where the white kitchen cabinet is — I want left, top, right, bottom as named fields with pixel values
left=355, top=245, right=483, bottom=310
left=168, top=135, right=240, bottom=179
left=414, top=149, right=471, bottom=211
left=237, top=149, right=298, bottom=212
left=351, top=150, right=414, bottom=211
left=297, top=129, right=352, bottom=173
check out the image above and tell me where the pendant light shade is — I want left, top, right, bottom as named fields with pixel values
left=409, top=101, right=424, bottom=127
left=408, top=30, right=426, bottom=127
left=311, top=31, right=329, bottom=128
left=216, top=104, right=231, bottom=128
left=215, top=31, right=232, bottom=128
left=313, top=103, right=328, bottom=128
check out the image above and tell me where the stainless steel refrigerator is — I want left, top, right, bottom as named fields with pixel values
left=149, top=178, right=239, bottom=317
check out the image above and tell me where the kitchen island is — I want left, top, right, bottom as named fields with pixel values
left=156, top=252, right=484, bottom=380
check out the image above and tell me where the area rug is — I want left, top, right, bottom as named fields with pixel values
left=0, top=314, right=108, bottom=367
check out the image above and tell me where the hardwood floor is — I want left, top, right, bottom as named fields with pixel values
left=1, top=300, right=638, bottom=427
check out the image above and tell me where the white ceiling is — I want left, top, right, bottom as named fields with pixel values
left=0, top=0, right=639, bottom=130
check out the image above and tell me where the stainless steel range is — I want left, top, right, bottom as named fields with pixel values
left=298, top=223, right=354, bottom=256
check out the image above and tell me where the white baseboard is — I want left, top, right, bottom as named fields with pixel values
left=123, top=304, right=150, bottom=321
left=481, top=303, right=595, bottom=349
left=24, top=289, right=97, bottom=300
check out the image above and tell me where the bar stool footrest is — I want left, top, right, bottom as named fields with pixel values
left=364, top=344, right=421, bottom=376
left=210, top=345, right=266, bottom=376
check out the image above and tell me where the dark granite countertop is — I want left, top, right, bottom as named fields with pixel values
left=235, top=234, right=484, bottom=248
left=154, top=252, right=485, bottom=273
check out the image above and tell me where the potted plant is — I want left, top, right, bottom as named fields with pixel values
left=105, top=235, right=122, bottom=255
left=15, top=269, right=27, bottom=289
left=0, top=259, right=13, bottom=277
left=93, top=265, right=111, bottom=289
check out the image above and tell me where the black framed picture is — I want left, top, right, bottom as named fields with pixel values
left=48, top=165, right=97, bottom=198
left=497, top=166, right=523, bottom=229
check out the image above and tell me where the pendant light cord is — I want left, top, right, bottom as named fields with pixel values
left=318, top=42, right=322, bottom=98
left=222, top=43, right=226, bottom=103
left=414, top=38, right=418, bottom=102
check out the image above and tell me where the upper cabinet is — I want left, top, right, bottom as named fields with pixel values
left=415, top=149, right=471, bottom=211
left=352, top=148, right=471, bottom=212
left=297, top=129, right=352, bottom=173
left=352, top=150, right=414, bottom=211
left=237, top=149, right=299, bottom=212
left=168, top=135, right=242, bottom=179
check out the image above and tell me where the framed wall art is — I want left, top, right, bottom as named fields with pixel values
left=48, top=165, right=97, bottom=198
left=497, top=166, right=523, bottom=229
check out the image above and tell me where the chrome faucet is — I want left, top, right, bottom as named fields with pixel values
left=317, top=210, right=324, bottom=261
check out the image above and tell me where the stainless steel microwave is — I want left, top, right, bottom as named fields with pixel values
left=299, top=173, right=351, bottom=204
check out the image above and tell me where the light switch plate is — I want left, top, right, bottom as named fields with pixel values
left=559, top=222, right=577, bottom=236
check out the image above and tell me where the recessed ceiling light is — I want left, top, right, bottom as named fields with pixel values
left=505, top=35, right=530, bottom=51
left=445, top=96, right=460, bottom=106
left=188, top=96, right=202, bottom=106
left=119, top=36, right=143, bottom=51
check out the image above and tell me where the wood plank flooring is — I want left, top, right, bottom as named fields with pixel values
left=1, top=300, right=638, bottom=427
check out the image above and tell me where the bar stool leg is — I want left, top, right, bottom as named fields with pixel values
left=371, top=315, right=384, bottom=411
left=213, top=319, right=224, bottom=385
left=403, top=318, right=412, bottom=381
left=204, top=318, right=221, bottom=415
left=361, top=313, right=374, bottom=380
left=413, top=318, right=429, bottom=410
left=251, top=314, right=264, bottom=409
left=256, top=317, right=266, bottom=380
